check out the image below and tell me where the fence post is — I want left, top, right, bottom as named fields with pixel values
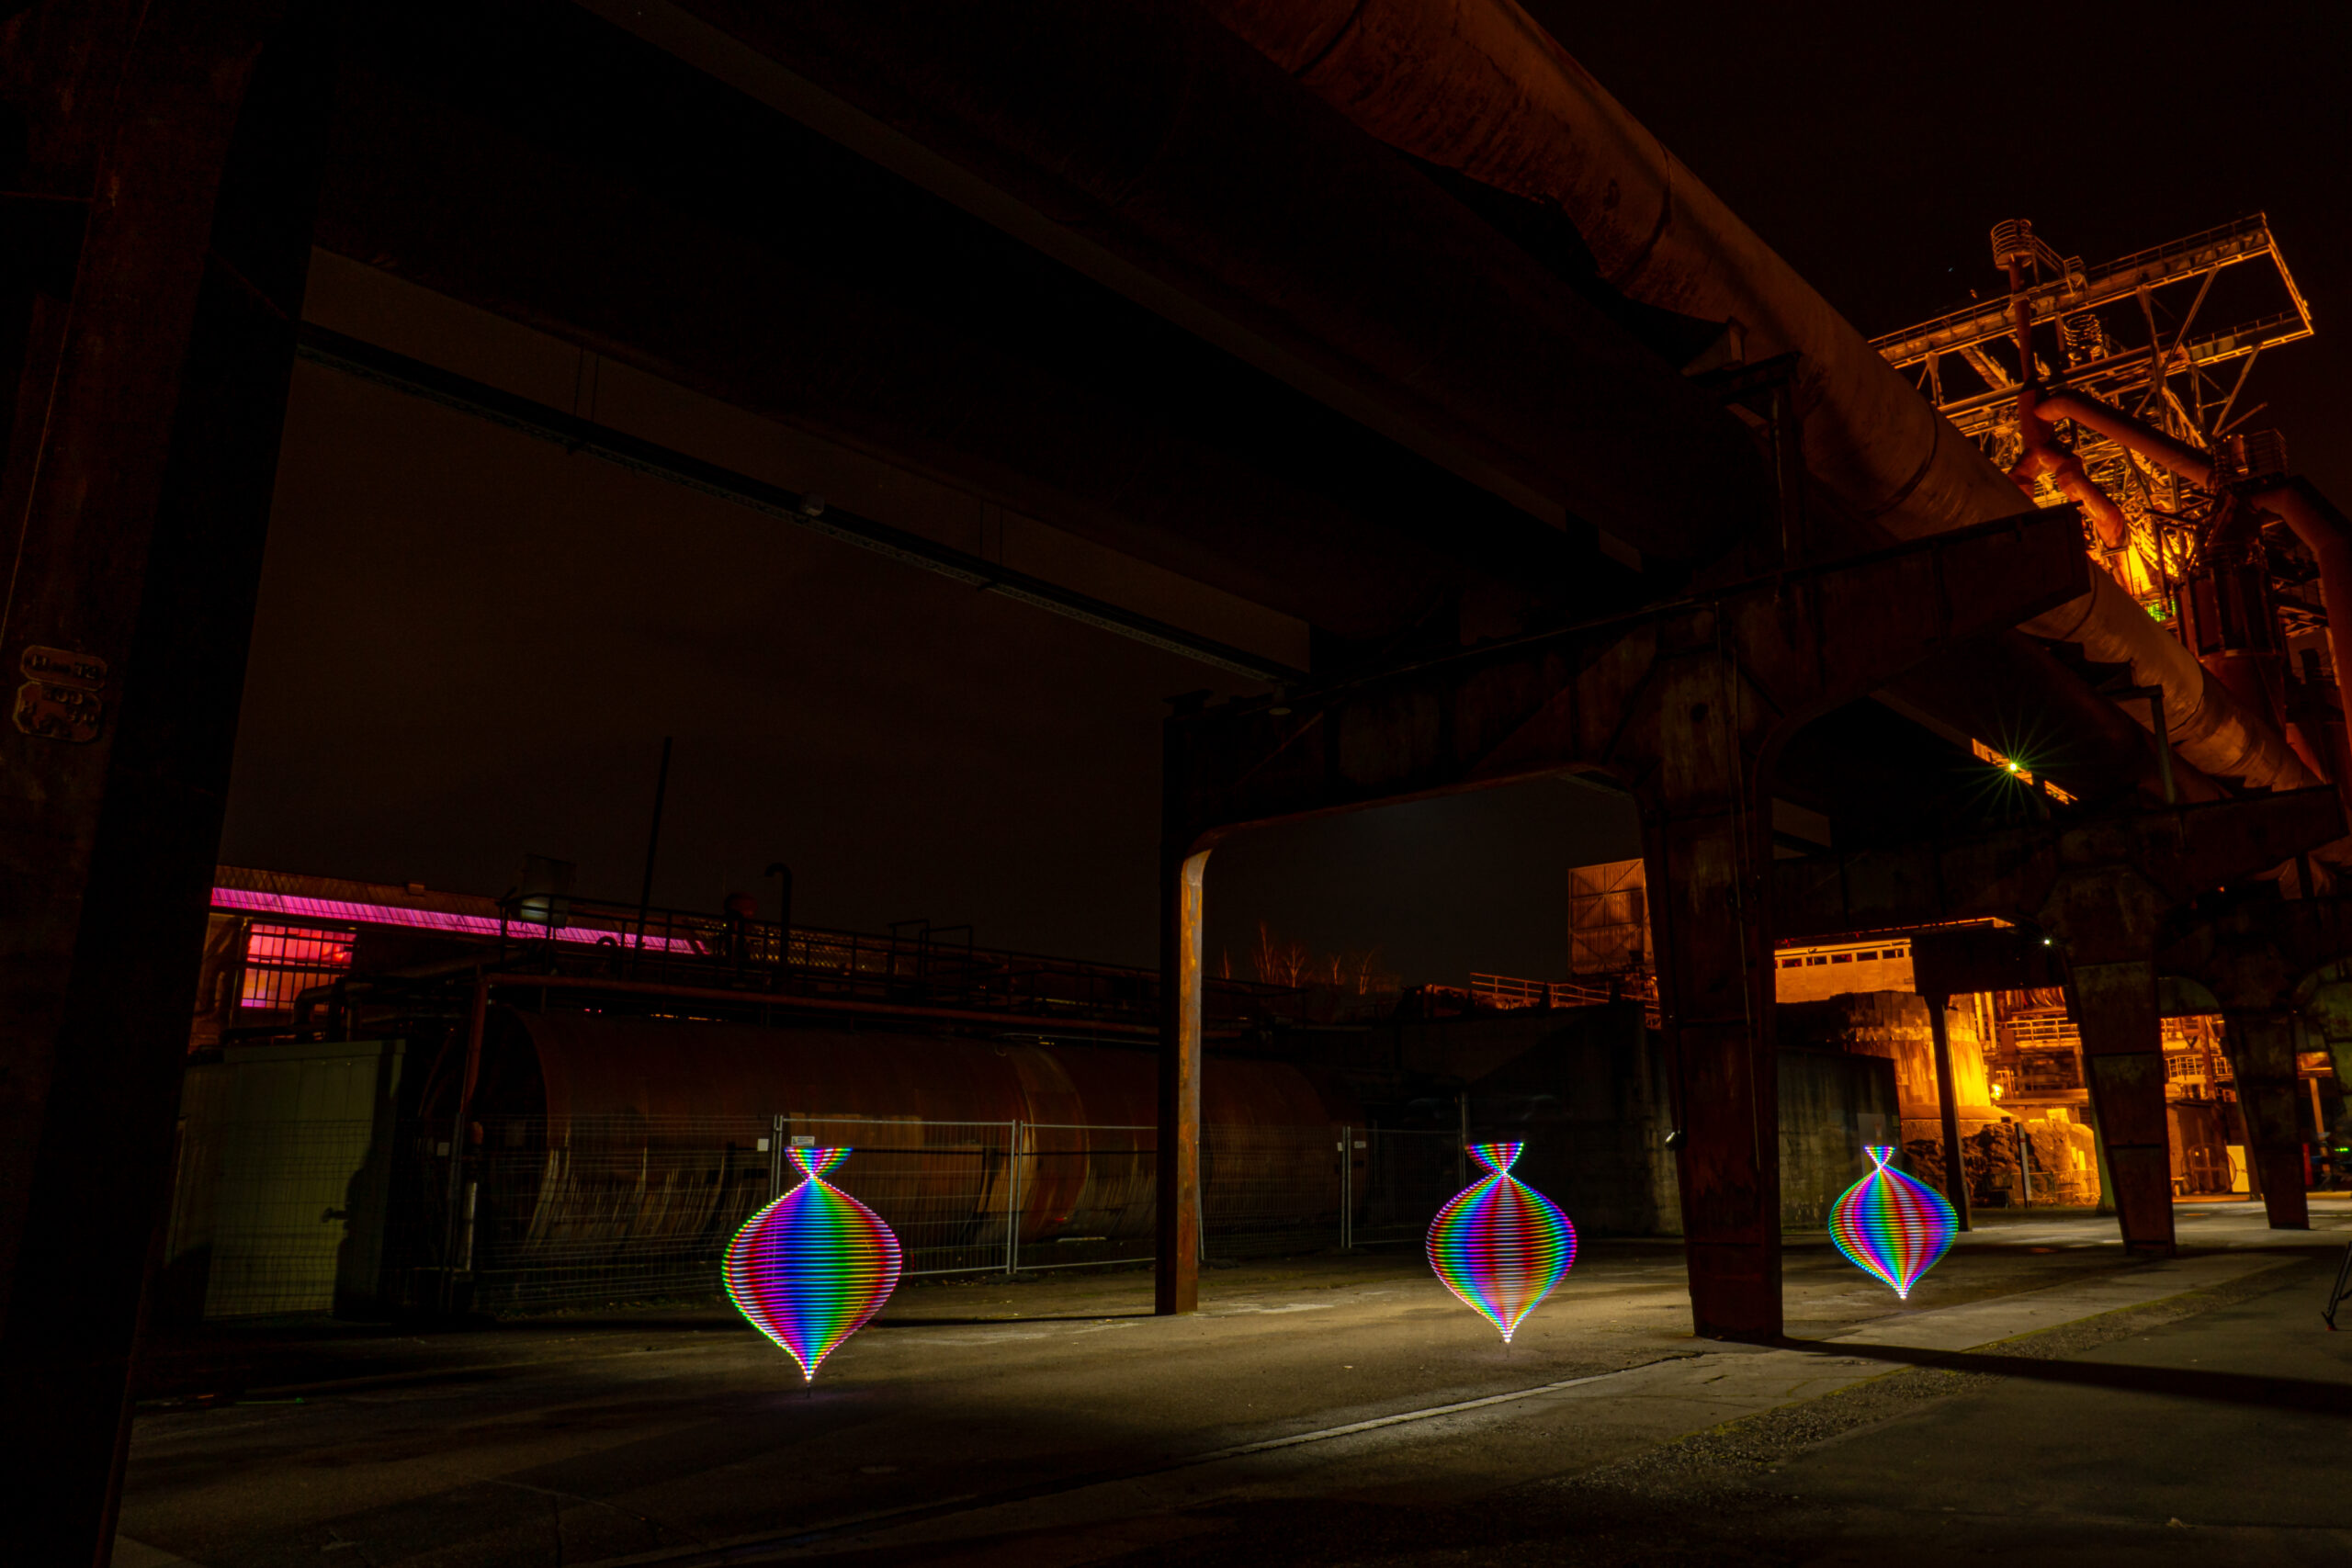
left=1006, top=1120, right=1022, bottom=1276
left=1194, top=1136, right=1207, bottom=1266
left=769, top=1113, right=786, bottom=1199
left=1340, top=1124, right=1351, bottom=1249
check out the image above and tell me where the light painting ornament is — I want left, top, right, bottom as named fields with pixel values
left=725, top=1145, right=902, bottom=1382
left=1426, top=1141, right=1577, bottom=1342
left=1829, top=1145, right=1956, bottom=1300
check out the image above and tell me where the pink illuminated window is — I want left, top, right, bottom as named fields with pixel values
left=238, top=922, right=355, bottom=1010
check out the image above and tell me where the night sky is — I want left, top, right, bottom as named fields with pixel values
left=220, top=4, right=2349, bottom=983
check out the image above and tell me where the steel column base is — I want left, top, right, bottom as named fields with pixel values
left=2222, top=1011, right=2312, bottom=1230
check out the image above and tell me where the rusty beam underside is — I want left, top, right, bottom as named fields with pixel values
left=1772, top=788, right=2346, bottom=940
left=1167, top=511, right=2087, bottom=842
left=296, top=323, right=1306, bottom=682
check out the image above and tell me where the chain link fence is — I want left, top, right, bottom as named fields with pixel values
left=169, top=1110, right=1464, bottom=1317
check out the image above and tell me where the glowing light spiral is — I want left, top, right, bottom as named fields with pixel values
left=1829, top=1145, right=1956, bottom=1300
left=1426, top=1141, right=1577, bottom=1342
left=725, top=1146, right=902, bottom=1382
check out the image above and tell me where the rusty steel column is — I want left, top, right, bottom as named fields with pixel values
left=2163, top=893, right=2325, bottom=1230
left=1155, top=847, right=1209, bottom=1314
left=2221, top=1010, right=2312, bottom=1229
left=1639, top=653, right=1781, bottom=1340
left=1925, top=995, right=1973, bottom=1231
left=2057, top=924, right=2175, bottom=1256
left=2070, top=960, right=2173, bottom=1251
left=2041, top=861, right=2177, bottom=1253
left=0, top=3, right=333, bottom=1555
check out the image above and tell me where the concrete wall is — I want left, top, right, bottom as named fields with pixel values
left=1779, top=1047, right=1900, bottom=1228
left=1459, top=1003, right=1679, bottom=1235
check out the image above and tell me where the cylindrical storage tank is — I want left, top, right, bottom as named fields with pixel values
left=430, top=1010, right=1358, bottom=1300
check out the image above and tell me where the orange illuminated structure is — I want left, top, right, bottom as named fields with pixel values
left=1876, top=218, right=2344, bottom=802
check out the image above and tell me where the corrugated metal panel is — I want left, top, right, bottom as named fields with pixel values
left=1568, top=858, right=1648, bottom=976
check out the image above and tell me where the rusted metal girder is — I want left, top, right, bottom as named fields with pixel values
left=313, top=57, right=1510, bottom=644
left=0, top=0, right=335, bottom=1555
left=1160, top=508, right=2088, bottom=1337
left=602, top=0, right=1771, bottom=567
left=1777, top=787, right=2346, bottom=1251
left=2161, top=893, right=2352, bottom=1229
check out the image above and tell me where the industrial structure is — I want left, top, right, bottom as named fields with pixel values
left=166, top=862, right=1896, bottom=1324
left=6, top=1, right=2352, bottom=1559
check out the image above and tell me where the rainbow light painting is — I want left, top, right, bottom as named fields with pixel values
left=1426, top=1141, right=1577, bottom=1342
left=1829, top=1145, right=1956, bottom=1300
left=725, top=1146, right=902, bottom=1382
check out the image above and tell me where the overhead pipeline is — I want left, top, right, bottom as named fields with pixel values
left=1197, top=0, right=2315, bottom=795
left=2036, top=387, right=2352, bottom=795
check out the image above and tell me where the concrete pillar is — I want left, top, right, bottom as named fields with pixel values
left=1642, top=771, right=1780, bottom=1340
left=0, top=6, right=332, bottom=1555
left=2070, top=957, right=2177, bottom=1253
left=2221, top=1009, right=2311, bottom=1229
left=2041, top=859, right=2177, bottom=1254
left=1155, top=848, right=1208, bottom=1314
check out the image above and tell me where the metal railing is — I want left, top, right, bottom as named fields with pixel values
left=485, top=894, right=1303, bottom=1032
left=1469, top=971, right=1659, bottom=1028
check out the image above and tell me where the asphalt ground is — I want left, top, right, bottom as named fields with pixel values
left=116, top=1200, right=2352, bottom=1567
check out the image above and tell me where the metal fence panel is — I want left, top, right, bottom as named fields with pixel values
left=205, top=1118, right=384, bottom=1316
left=1353, top=1127, right=1465, bottom=1249
left=178, top=1109, right=1465, bottom=1316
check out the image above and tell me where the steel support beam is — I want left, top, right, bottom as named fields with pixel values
left=1160, top=508, right=2088, bottom=1337
left=0, top=1, right=334, bottom=1556
left=1154, top=847, right=1208, bottom=1314
left=315, top=7, right=1648, bottom=647
left=295, top=325, right=1306, bottom=683
left=605, top=0, right=1771, bottom=564
left=1641, top=773, right=1780, bottom=1332
left=2046, top=871, right=2176, bottom=1253
left=2221, top=1009, right=2312, bottom=1229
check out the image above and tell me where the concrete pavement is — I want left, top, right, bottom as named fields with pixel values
left=115, top=1201, right=2352, bottom=1566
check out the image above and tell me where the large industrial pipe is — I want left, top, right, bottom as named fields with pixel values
left=2035, top=391, right=2352, bottom=708
left=2030, top=566, right=2311, bottom=790
left=2011, top=389, right=2132, bottom=553
left=1198, top=0, right=2315, bottom=795
left=2035, top=389, right=2219, bottom=488
left=2037, top=387, right=2352, bottom=792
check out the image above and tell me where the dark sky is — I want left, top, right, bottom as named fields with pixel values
left=220, top=5, right=2351, bottom=982
left=1537, top=0, right=2352, bottom=502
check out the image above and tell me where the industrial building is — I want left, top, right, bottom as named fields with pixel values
left=6, top=0, right=2350, bottom=1561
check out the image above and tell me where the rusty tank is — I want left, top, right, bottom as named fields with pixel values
left=430, top=1009, right=1359, bottom=1290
